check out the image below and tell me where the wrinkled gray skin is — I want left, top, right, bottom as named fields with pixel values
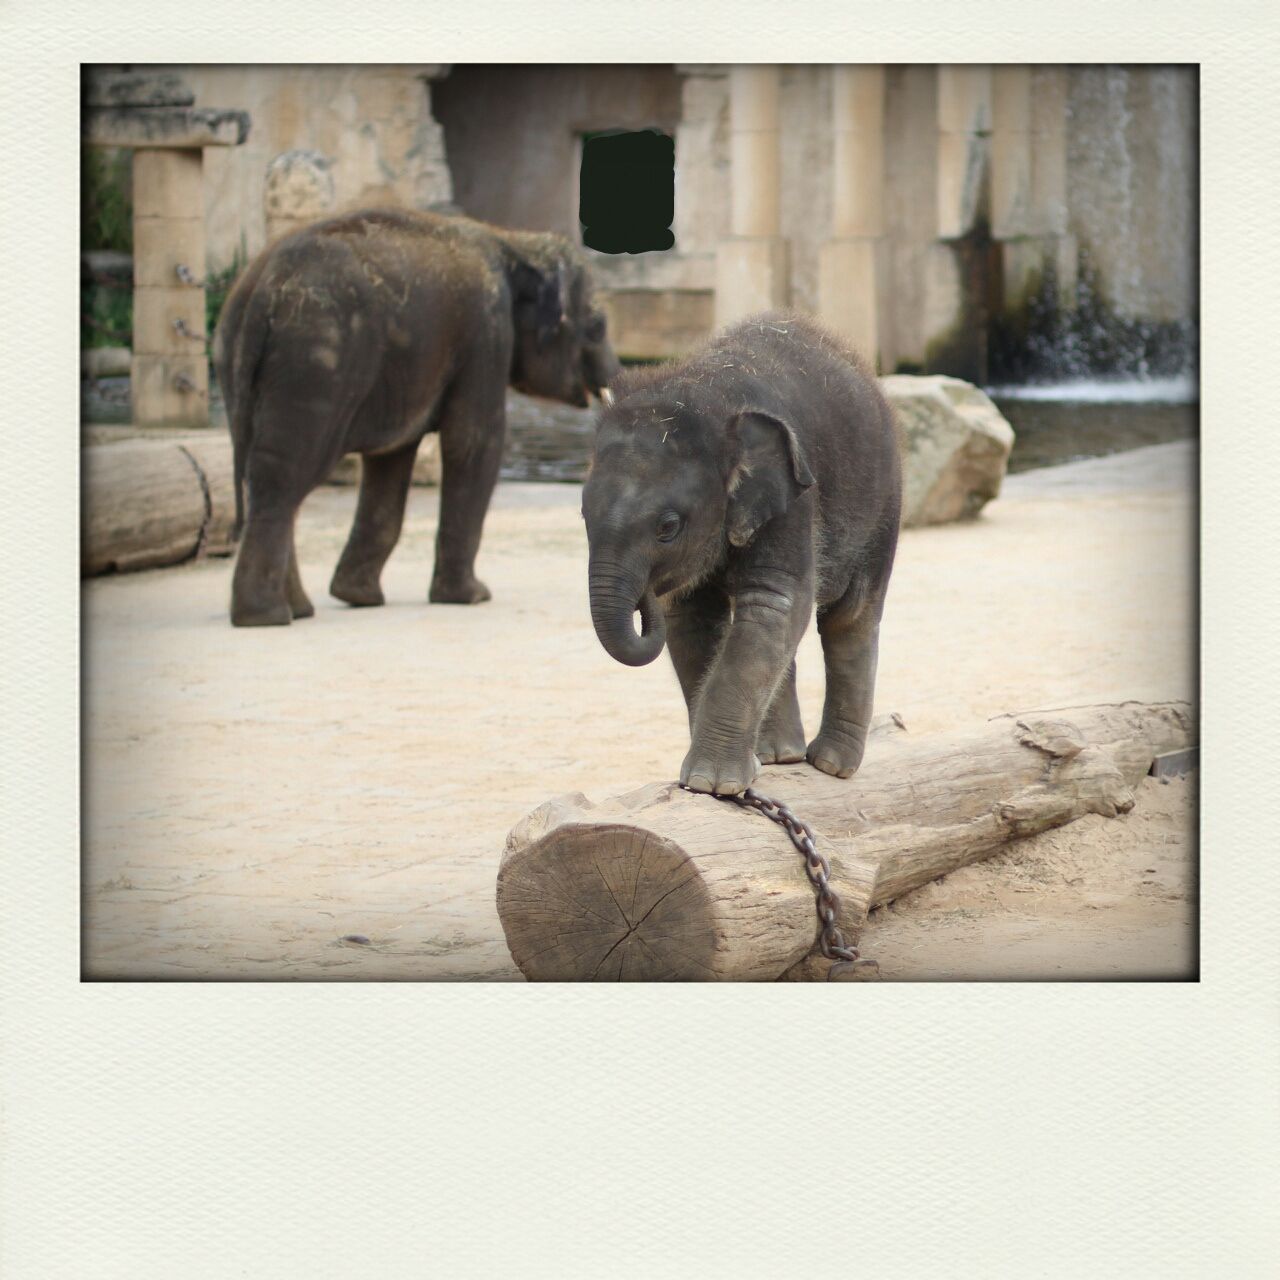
left=582, top=312, right=901, bottom=795
left=214, top=208, right=619, bottom=626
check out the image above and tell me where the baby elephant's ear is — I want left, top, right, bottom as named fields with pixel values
left=725, top=410, right=816, bottom=547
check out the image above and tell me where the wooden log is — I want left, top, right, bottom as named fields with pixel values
left=82, top=435, right=236, bottom=575
left=497, top=702, right=1194, bottom=982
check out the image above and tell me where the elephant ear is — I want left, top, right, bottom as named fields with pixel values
left=508, top=253, right=567, bottom=345
left=725, top=410, right=816, bottom=547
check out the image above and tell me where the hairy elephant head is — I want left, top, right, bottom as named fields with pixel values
left=580, top=388, right=814, bottom=666
left=502, top=232, right=620, bottom=408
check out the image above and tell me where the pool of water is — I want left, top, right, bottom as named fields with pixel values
left=994, top=392, right=1198, bottom=475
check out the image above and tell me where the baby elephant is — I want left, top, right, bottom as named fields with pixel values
left=581, top=312, right=901, bottom=795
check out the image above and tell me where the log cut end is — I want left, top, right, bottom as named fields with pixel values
left=497, top=818, right=716, bottom=981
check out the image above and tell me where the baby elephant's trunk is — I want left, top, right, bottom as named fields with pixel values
left=588, top=555, right=666, bottom=667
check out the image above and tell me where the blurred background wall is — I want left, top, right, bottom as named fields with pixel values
left=85, top=63, right=1197, bottom=387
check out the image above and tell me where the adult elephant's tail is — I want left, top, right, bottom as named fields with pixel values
left=213, top=269, right=270, bottom=541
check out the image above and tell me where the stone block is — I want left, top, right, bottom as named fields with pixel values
left=992, top=66, right=1032, bottom=129
left=817, top=237, right=882, bottom=365
left=714, top=236, right=789, bottom=328
left=84, top=107, right=250, bottom=150
left=937, top=66, right=992, bottom=134
left=131, top=354, right=208, bottom=428
left=132, top=218, right=206, bottom=288
left=132, top=149, right=204, bottom=219
left=936, top=132, right=989, bottom=239
left=879, top=375, right=1015, bottom=526
left=132, top=288, right=207, bottom=357
left=85, top=71, right=195, bottom=109
left=599, top=289, right=714, bottom=360
left=991, top=125, right=1032, bottom=240
left=832, top=126, right=885, bottom=238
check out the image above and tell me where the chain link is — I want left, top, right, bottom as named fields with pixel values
left=686, top=783, right=877, bottom=979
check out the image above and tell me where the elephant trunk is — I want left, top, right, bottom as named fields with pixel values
left=588, top=554, right=666, bottom=667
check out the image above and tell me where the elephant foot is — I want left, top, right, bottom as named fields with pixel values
left=680, top=745, right=761, bottom=797
left=806, top=729, right=867, bottom=780
left=231, top=597, right=292, bottom=628
left=429, top=574, right=491, bottom=605
left=756, top=717, right=807, bottom=765
left=290, top=595, right=315, bottom=620
left=329, top=571, right=385, bottom=608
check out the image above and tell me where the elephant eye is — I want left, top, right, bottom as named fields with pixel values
left=656, top=512, right=682, bottom=542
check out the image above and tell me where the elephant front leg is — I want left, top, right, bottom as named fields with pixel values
left=808, top=606, right=880, bottom=779
left=429, top=392, right=505, bottom=605
left=330, top=443, right=419, bottom=607
left=681, top=579, right=811, bottom=795
left=663, top=585, right=730, bottom=732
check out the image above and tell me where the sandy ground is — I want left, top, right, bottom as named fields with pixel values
left=82, top=440, right=1197, bottom=981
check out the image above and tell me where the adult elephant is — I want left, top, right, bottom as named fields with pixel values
left=213, top=208, right=619, bottom=626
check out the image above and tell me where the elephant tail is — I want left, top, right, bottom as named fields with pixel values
left=217, top=276, right=270, bottom=542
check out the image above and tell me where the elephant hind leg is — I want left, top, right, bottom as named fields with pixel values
left=231, top=410, right=346, bottom=627
left=807, top=594, right=882, bottom=779
left=756, top=660, right=806, bottom=764
left=287, top=536, right=314, bottom=619
left=232, top=510, right=297, bottom=627
left=330, top=443, right=419, bottom=607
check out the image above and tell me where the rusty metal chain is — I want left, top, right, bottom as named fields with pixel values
left=693, top=784, right=878, bottom=980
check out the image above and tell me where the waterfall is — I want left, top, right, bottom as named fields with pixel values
left=992, top=65, right=1198, bottom=398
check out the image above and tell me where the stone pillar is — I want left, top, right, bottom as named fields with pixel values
left=924, top=66, right=993, bottom=381
left=992, top=66, right=1076, bottom=315
left=264, top=149, right=336, bottom=243
left=715, top=65, right=789, bottom=327
left=936, top=65, right=992, bottom=239
left=131, top=148, right=211, bottom=427
left=83, top=70, right=249, bottom=428
left=817, top=65, right=885, bottom=364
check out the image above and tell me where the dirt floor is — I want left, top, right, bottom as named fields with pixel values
left=82, top=440, right=1197, bottom=981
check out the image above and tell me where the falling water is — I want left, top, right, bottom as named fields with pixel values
left=991, top=65, right=1198, bottom=401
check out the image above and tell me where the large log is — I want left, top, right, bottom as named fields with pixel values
left=82, top=435, right=236, bottom=575
left=497, top=702, right=1194, bottom=982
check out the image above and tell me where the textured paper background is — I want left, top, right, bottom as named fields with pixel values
left=2, top=2, right=1277, bottom=1275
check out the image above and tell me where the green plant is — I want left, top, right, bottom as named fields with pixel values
left=81, top=148, right=132, bottom=253
left=205, top=241, right=248, bottom=340
left=81, top=280, right=132, bottom=349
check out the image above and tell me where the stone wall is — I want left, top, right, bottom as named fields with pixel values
left=1067, top=65, right=1197, bottom=325
left=150, top=65, right=453, bottom=271
left=92, top=64, right=1195, bottom=373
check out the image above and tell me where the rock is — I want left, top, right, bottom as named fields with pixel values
left=81, top=347, right=133, bottom=379
left=880, top=375, right=1015, bottom=527
left=264, top=150, right=335, bottom=242
left=81, top=250, right=133, bottom=283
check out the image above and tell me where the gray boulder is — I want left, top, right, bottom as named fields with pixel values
left=880, top=375, right=1015, bottom=527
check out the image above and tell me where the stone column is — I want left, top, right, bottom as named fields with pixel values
left=84, top=71, right=249, bottom=428
left=921, top=66, right=993, bottom=382
left=714, top=65, right=789, bottom=327
left=817, top=65, right=885, bottom=364
left=992, top=66, right=1076, bottom=316
left=935, top=65, right=992, bottom=239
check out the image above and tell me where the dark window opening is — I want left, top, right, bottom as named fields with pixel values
left=579, top=129, right=675, bottom=255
